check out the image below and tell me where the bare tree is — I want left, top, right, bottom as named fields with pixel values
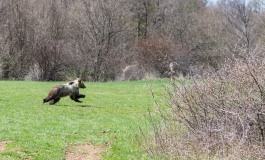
left=70, top=0, right=131, bottom=81
left=0, top=0, right=264, bottom=81
left=135, top=0, right=215, bottom=75
left=219, top=0, right=258, bottom=55
left=0, top=0, right=36, bottom=79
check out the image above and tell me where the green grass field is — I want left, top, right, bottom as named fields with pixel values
left=0, top=80, right=168, bottom=160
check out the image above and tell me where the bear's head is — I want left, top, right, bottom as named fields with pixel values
left=68, top=78, right=86, bottom=88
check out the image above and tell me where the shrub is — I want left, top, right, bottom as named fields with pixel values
left=146, top=51, right=265, bottom=159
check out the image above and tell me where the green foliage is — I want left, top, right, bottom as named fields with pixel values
left=0, top=80, right=168, bottom=159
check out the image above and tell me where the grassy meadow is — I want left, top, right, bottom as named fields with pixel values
left=0, top=80, right=168, bottom=159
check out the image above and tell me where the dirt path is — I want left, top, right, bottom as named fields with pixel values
left=1, top=141, right=103, bottom=159
left=65, top=144, right=104, bottom=160
left=0, top=141, right=9, bottom=151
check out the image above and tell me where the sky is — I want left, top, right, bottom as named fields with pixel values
left=207, top=0, right=252, bottom=5
left=208, top=0, right=218, bottom=4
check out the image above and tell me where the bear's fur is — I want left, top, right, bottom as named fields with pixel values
left=43, top=78, right=86, bottom=105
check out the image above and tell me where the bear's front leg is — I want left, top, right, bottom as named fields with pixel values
left=76, top=94, right=85, bottom=99
left=70, top=95, right=82, bottom=103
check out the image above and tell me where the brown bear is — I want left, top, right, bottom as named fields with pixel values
left=43, top=78, right=86, bottom=105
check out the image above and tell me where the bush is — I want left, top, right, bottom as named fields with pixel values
left=136, top=34, right=177, bottom=77
left=146, top=51, right=265, bottom=159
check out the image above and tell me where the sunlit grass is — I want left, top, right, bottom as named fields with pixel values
left=0, top=79, right=168, bottom=159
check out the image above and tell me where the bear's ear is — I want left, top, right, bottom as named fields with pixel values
left=68, top=81, right=74, bottom=85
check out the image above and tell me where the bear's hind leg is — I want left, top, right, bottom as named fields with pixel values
left=49, top=98, right=61, bottom=105
left=43, top=98, right=49, bottom=104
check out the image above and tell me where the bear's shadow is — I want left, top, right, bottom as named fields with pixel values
left=56, top=104, right=96, bottom=108
left=78, top=104, right=94, bottom=108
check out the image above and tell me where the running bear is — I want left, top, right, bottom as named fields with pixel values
left=43, top=78, right=86, bottom=105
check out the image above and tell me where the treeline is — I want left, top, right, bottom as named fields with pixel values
left=0, top=0, right=264, bottom=81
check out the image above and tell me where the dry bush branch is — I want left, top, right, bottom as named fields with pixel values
left=146, top=50, right=265, bottom=159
